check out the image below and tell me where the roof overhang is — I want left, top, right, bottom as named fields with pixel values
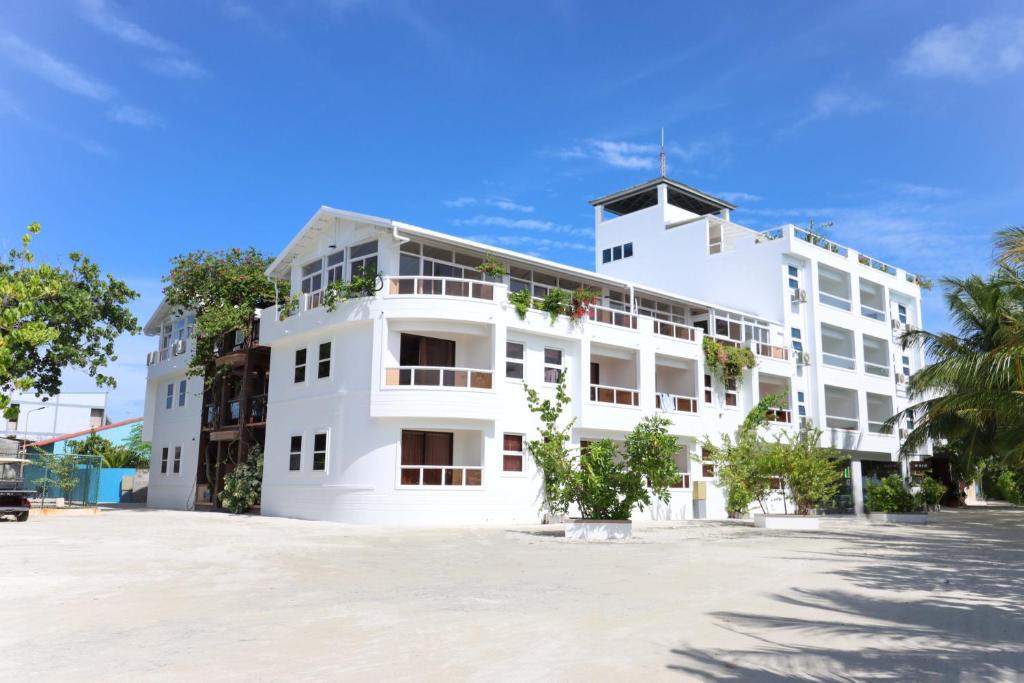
left=589, top=177, right=736, bottom=217
left=265, top=206, right=392, bottom=281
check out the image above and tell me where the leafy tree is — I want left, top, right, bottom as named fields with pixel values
left=162, top=248, right=282, bottom=379
left=31, top=449, right=81, bottom=502
left=66, top=432, right=148, bottom=468
left=219, top=444, right=263, bottom=513
left=772, top=425, right=842, bottom=514
left=865, top=474, right=920, bottom=513
left=122, top=422, right=151, bottom=464
left=523, top=373, right=679, bottom=520
left=0, top=223, right=138, bottom=423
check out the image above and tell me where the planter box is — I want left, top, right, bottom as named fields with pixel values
left=564, top=519, right=632, bottom=541
left=868, top=512, right=928, bottom=525
left=753, top=514, right=820, bottom=530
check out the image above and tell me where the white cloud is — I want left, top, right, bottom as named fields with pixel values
left=551, top=138, right=713, bottom=171
left=109, top=105, right=160, bottom=128
left=901, top=18, right=1024, bottom=81
left=0, top=34, right=115, bottom=100
left=487, top=197, right=534, bottom=213
left=443, top=197, right=477, bottom=208
left=716, top=191, right=762, bottom=203
left=454, top=215, right=590, bottom=237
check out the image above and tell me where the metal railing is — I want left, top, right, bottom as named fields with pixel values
left=655, top=393, right=698, bottom=413
left=755, top=228, right=784, bottom=242
left=587, top=303, right=637, bottom=329
left=859, top=256, right=897, bottom=277
left=650, top=318, right=698, bottom=342
left=387, top=276, right=495, bottom=301
left=385, top=366, right=494, bottom=390
left=589, top=383, right=639, bottom=406
left=400, top=465, right=483, bottom=486
left=752, top=341, right=790, bottom=361
left=793, top=226, right=849, bottom=257
left=766, top=408, right=792, bottom=423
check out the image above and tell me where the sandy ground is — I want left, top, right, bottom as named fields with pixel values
left=2, top=507, right=1022, bottom=682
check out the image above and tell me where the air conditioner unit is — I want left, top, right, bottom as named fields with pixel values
left=797, top=351, right=811, bottom=365
left=896, top=373, right=908, bottom=385
left=172, top=339, right=186, bottom=356
left=791, top=288, right=807, bottom=303
left=146, top=350, right=159, bottom=366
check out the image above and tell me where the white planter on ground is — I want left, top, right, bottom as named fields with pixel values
left=868, top=512, right=928, bottom=524
left=564, top=519, right=632, bottom=541
left=753, top=514, right=820, bottom=530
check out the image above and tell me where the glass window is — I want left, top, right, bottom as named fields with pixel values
left=503, top=433, right=524, bottom=472
left=301, top=259, right=323, bottom=294
left=602, top=248, right=612, bottom=264
left=165, top=383, right=174, bottom=409
left=160, top=447, right=168, bottom=474
left=708, top=223, right=722, bottom=255
left=612, top=245, right=622, bottom=261
left=350, top=240, right=378, bottom=280
left=289, top=435, right=302, bottom=471
left=898, top=304, right=908, bottom=324
left=704, top=374, right=713, bottom=403
left=623, top=242, right=633, bottom=258
left=312, top=432, right=327, bottom=471
left=544, top=348, right=563, bottom=383
left=172, top=446, right=181, bottom=474
left=178, top=379, right=187, bottom=407
left=399, top=253, right=420, bottom=276
left=505, top=341, right=524, bottom=380
left=326, top=252, right=345, bottom=284
left=317, top=342, right=331, bottom=379
left=294, top=348, right=307, bottom=383
left=792, top=327, right=803, bottom=352
left=724, top=378, right=737, bottom=407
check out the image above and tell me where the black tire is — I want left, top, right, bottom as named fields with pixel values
left=15, top=511, right=28, bottom=522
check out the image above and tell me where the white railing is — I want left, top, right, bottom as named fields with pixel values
left=655, top=393, right=698, bottom=413
left=752, top=341, right=790, bottom=361
left=400, top=465, right=483, bottom=487
left=590, top=383, right=639, bottom=407
left=793, top=227, right=849, bottom=256
left=825, top=415, right=858, bottom=430
left=822, top=352, right=856, bottom=370
left=650, top=318, right=698, bottom=342
left=864, top=361, right=890, bottom=377
left=766, top=407, right=792, bottom=423
left=755, top=228, right=784, bottom=243
left=819, top=292, right=852, bottom=311
left=385, top=366, right=494, bottom=390
left=669, top=472, right=691, bottom=489
left=387, top=276, right=495, bottom=301
left=587, top=303, right=637, bottom=329
left=859, top=256, right=897, bottom=277
left=860, top=303, right=887, bottom=321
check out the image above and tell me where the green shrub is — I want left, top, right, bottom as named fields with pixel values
left=219, top=445, right=263, bottom=514
left=538, top=287, right=572, bottom=324
left=702, top=337, right=756, bottom=386
left=865, top=474, right=920, bottom=513
left=507, top=288, right=533, bottom=320
left=918, top=476, right=946, bottom=508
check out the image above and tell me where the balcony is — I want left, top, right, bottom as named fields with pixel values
left=752, top=341, right=790, bottom=361
left=651, top=319, right=698, bottom=342
left=655, top=358, right=699, bottom=415
left=387, top=276, right=495, bottom=301
left=821, top=323, right=856, bottom=371
left=201, top=394, right=268, bottom=438
left=385, top=366, right=493, bottom=390
left=759, top=374, right=792, bottom=423
left=818, top=264, right=852, bottom=311
left=863, top=335, right=890, bottom=378
left=824, top=385, right=859, bottom=431
left=655, top=393, right=697, bottom=413
left=399, top=429, right=483, bottom=487
left=866, top=393, right=894, bottom=434
left=586, top=303, right=637, bottom=330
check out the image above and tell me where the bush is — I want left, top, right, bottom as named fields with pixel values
left=918, top=476, right=946, bottom=509
left=218, top=445, right=263, bottom=514
left=865, top=474, right=919, bottom=513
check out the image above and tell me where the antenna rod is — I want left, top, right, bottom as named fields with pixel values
left=659, top=128, right=666, bottom=177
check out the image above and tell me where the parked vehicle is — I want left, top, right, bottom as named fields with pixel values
left=0, top=457, right=33, bottom=522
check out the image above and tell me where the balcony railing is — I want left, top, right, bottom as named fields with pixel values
left=822, top=352, right=856, bottom=370
left=650, top=319, right=698, bottom=342
left=825, top=414, right=858, bottom=431
left=655, top=393, right=698, bottom=413
left=864, top=361, right=890, bottom=377
left=400, top=465, right=483, bottom=486
left=669, top=472, right=691, bottom=489
left=387, top=276, right=495, bottom=301
left=752, top=341, right=790, bottom=361
left=586, top=304, right=637, bottom=330
left=385, top=366, right=494, bottom=390
left=248, top=394, right=268, bottom=423
left=766, top=407, right=792, bottom=423
left=201, top=395, right=266, bottom=430
left=819, top=292, right=852, bottom=311
left=793, top=227, right=849, bottom=257
left=590, top=384, right=639, bottom=406
left=860, top=303, right=887, bottom=322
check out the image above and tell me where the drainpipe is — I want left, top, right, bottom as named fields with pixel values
left=391, top=223, right=410, bottom=246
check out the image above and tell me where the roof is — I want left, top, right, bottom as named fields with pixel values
left=143, top=298, right=176, bottom=336
left=589, top=177, right=736, bottom=217
left=28, top=417, right=143, bottom=448
left=269, top=206, right=779, bottom=325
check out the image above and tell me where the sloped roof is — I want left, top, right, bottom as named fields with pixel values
left=589, top=177, right=736, bottom=216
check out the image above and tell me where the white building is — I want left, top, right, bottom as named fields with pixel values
left=2, top=391, right=108, bottom=443
left=143, top=175, right=929, bottom=523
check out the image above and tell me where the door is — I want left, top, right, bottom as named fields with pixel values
left=400, top=334, right=456, bottom=367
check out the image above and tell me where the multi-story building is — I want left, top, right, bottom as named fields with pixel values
left=143, top=175, right=929, bottom=523
left=2, top=391, right=109, bottom=443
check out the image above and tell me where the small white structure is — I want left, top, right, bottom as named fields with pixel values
left=868, top=512, right=928, bottom=524
left=753, top=514, right=820, bottom=530
left=564, top=519, right=632, bottom=540
left=1, top=392, right=108, bottom=443
left=142, top=175, right=931, bottom=525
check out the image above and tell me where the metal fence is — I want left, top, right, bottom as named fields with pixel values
left=22, top=452, right=103, bottom=508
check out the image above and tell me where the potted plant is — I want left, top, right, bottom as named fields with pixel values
left=865, top=474, right=929, bottom=523
left=478, top=254, right=507, bottom=282
left=538, top=287, right=572, bottom=324
left=507, top=288, right=533, bottom=320
left=568, top=286, right=600, bottom=323
left=524, top=373, right=679, bottom=540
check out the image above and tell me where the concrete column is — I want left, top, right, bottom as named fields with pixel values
left=594, top=204, right=603, bottom=226
left=851, top=459, right=864, bottom=515
left=637, top=337, right=656, bottom=414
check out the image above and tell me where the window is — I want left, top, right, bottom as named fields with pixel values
left=866, top=393, right=893, bottom=434
left=289, top=435, right=302, bottom=471
left=400, top=334, right=455, bottom=367
left=897, top=303, right=908, bottom=324
left=326, top=252, right=345, bottom=284
left=89, top=408, right=104, bottom=428
left=703, top=374, right=713, bottom=403
left=543, top=348, right=563, bottom=383
left=505, top=341, right=524, bottom=380
left=821, top=323, right=856, bottom=370
left=863, top=335, right=890, bottom=377
left=160, top=447, right=169, bottom=474
left=902, top=355, right=911, bottom=378
left=612, top=245, right=622, bottom=261
left=312, top=432, right=327, bottom=471
left=708, top=223, right=722, bottom=255
left=623, top=242, right=633, bottom=258
left=165, top=383, right=174, bottom=409
left=317, top=342, right=331, bottom=379
left=603, top=242, right=633, bottom=263
left=791, top=327, right=803, bottom=352
left=294, top=348, right=307, bottom=383
left=301, top=259, right=323, bottom=307
left=172, top=446, right=181, bottom=474
left=670, top=445, right=690, bottom=488
left=160, top=323, right=172, bottom=359
left=787, top=265, right=800, bottom=290
left=349, top=240, right=378, bottom=279
left=859, top=279, right=886, bottom=321
left=602, top=248, right=612, bottom=264
left=797, top=391, right=807, bottom=418
left=724, top=377, right=737, bottom=407
left=178, top=380, right=187, bottom=407
left=818, top=265, right=852, bottom=311
left=824, top=385, right=859, bottom=430
left=701, top=448, right=715, bottom=478
left=503, top=433, right=524, bottom=472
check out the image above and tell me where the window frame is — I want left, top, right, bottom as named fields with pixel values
left=300, top=258, right=324, bottom=308
left=160, top=447, right=169, bottom=474
left=349, top=240, right=379, bottom=281
left=294, top=348, right=307, bottom=383
left=317, top=341, right=332, bottom=380
left=177, top=379, right=187, bottom=408
left=326, top=251, right=345, bottom=285
left=165, top=383, right=174, bottom=410
left=505, top=340, right=525, bottom=381
left=724, top=377, right=738, bottom=407
left=543, top=347, right=563, bottom=384
left=622, top=242, right=633, bottom=259
left=502, top=433, right=525, bottom=475
left=312, top=431, right=328, bottom=472
left=602, top=248, right=612, bottom=264
left=703, top=374, right=713, bottom=404
left=289, top=434, right=302, bottom=472
left=172, top=446, right=181, bottom=475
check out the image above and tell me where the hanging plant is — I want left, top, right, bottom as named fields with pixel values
left=478, top=254, right=508, bottom=279
left=703, top=337, right=756, bottom=386
left=322, top=264, right=384, bottom=311
left=507, top=288, right=533, bottom=320
left=539, top=288, right=572, bottom=324
left=568, top=286, right=600, bottom=323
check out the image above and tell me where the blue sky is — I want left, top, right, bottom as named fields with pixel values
left=2, top=0, right=1023, bottom=420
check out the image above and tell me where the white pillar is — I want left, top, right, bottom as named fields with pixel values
left=851, top=459, right=864, bottom=515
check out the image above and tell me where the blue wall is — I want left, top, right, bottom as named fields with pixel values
left=98, top=468, right=137, bottom=503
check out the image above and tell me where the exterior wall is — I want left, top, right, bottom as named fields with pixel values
left=145, top=360, right=203, bottom=510
left=2, top=392, right=108, bottom=442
